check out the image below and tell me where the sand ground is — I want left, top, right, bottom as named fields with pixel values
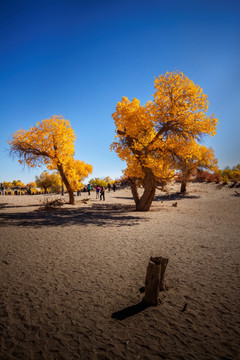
left=0, top=182, right=239, bottom=360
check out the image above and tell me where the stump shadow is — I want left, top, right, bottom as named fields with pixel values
left=111, top=301, right=150, bottom=321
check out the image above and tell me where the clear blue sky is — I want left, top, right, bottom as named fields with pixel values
left=1, top=0, right=239, bottom=184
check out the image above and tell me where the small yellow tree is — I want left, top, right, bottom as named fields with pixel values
left=111, top=71, right=218, bottom=211
left=26, top=182, right=37, bottom=188
left=35, top=171, right=61, bottom=194
left=9, top=115, right=92, bottom=204
left=174, top=141, right=218, bottom=193
left=3, top=181, right=13, bottom=189
left=89, top=178, right=108, bottom=188
left=12, top=180, right=25, bottom=187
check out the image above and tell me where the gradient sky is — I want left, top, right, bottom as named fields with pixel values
left=1, top=0, right=239, bottom=185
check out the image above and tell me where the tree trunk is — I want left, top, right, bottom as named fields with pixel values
left=130, top=167, right=156, bottom=211
left=135, top=183, right=156, bottom=211
left=180, top=179, right=187, bottom=194
left=130, top=178, right=140, bottom=204
left=180, top=171, right=190, bottom=194
left=68, top=189, right=75, bottom=205
left=57, top=164, right=75, bottom=205
left=143, top=256, right=169, bottom=306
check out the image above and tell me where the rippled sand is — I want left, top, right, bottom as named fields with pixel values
left=0, top=183, right=239, bottom=359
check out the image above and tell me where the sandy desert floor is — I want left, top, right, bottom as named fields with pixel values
left=0, top=182, right=240, bottom=360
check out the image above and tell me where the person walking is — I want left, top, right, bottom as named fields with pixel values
left=96, top=185, right=100, bottom=199
left=87, top=183, right=91, bottom=196
left=100, top=186, right=105, bottom=201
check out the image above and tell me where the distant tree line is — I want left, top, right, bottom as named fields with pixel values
left=192, top=164, right=240, bottom=185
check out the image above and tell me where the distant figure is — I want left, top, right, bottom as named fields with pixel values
left=100, top=186, right=105, bottom=201
left=107, top=183, right=111, bottom=192
left=113, top=183, right=116, bottom=192
left=96, top=185, right=100, bottom=199
left=87, top=184, right=91, bottom=196
left=77, top=189, right=81, bottom=196
left=0, top=183, right=3, bottom=195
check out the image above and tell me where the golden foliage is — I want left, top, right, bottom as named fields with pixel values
left=63, top=158, right=93, bottom=191
left=9, top=115, right=76, bottom=168
left=9, top=115, right=93, bottom=203
left=111, top=71, right=218, bottom=184
left=174, top=140, right=218, bottom=178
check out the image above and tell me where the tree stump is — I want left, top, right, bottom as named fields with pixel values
left=143, top=256, right=169, bottom=306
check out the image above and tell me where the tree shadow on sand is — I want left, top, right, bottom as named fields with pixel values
left=154, top=192, right=200, bottom=202
left=114, top=196, right=134, bottom=200
left=0, top=202, right=40, bottom=209
left=0, top=203, right=148, bottom=228
left=0, top=203, right=9, bottom=209
left=112, top=192, right=200, bottom=203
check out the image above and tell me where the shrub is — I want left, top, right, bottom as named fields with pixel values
left=196, top=169, right=221, bottom=183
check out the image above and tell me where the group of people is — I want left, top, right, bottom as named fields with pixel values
left=107, top=183, right=116, bottom=192
left=95, top=185, right=105, bottom=200
left=76, top=183, right=117, bottom=201
left=1, top=182, right=118, bottom=198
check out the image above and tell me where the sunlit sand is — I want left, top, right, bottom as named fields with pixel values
left=0, top=182, right=239, bottom=359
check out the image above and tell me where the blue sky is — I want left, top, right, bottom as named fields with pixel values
left=1, top=0, right=239, bottom=184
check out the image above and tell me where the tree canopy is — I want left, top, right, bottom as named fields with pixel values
left=111, top=71, right=218, bottom=211
left=9, top=115, right=92, bottom=204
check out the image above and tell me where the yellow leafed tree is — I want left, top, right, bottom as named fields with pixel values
left=35, top=171, right=61, bottom=194
left=174, top=141, right=218, bottom=193
left=9, top=115, right=93, bottom=204
left=111, top=71, right=218, bottom=211
left=12, top=180, right=25, bottom=187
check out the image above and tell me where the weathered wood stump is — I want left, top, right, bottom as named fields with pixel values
left=143, top=256, right=169, bottom=306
